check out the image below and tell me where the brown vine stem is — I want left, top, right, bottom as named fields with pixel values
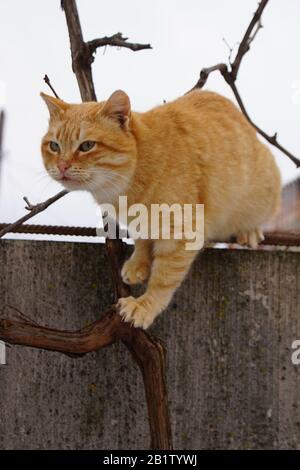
left=0, top=306, right=171, bottom=449
left=61, top=0, right=171, bottom=449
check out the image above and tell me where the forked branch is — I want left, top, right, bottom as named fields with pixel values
left=0, top=306, right=172, bottom=449
left=61, top=0, right=151, bottom=101
left=0, top=190, right=68, bottom=239
left=191, top=0, right=300, bottom=167
left=230, top=0, right=268, bottom=80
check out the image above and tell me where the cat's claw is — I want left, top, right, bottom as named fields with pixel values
left=117, top=296, right=157, bottom=329
left=237, top=228, right=264, bottom=249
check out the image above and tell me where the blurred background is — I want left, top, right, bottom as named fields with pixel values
left=0, top=0, right=299, bottom=240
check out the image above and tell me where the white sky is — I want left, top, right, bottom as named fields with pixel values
left=0, top=0, right=299, bottom=241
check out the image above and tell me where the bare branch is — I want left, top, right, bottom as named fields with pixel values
left=227, top=80, right=300, bottom=167
left=0, top=306, right=118, bottom=353
left=87, top=33, right=152, bottom=55
left=0, top=73, right=67, bottom=239
left=192, top=63, right=228, bottom=89
left=61, top=0, right=130, bottom=298
left=43, top=74, right=60, bottom=99
left=0, top=190, right=68, bottom=239
left=61, top=1, right=151, bottom=102
left=230, top=0, right=268, bottom=80
left=61, top=0, right=96, bottom=101
left=248, top=19, right=263, bottom=45
left=222, top=37, right=234, bottom=64
left=191, top=0, right=300, bottom=168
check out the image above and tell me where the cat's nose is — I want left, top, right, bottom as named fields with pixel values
left=57, top=160, right=71, bottom=175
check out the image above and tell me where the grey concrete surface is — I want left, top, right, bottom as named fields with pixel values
left=0, top=240, right=300, bottom=449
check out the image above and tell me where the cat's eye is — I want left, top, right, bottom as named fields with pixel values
left=49, top=141, right=60, bottom=153
left=78, top=141, right=95, bottom=152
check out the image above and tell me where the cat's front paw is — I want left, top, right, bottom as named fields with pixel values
left=117, top=295, right=157, bottom=329
left=237, top=228, right=264, bottom=249
left=121, top=257, right=151, bottom=285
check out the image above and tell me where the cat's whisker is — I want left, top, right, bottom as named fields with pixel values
left=58, top=165, right=129, bottom=180
left=72, top=168, right=132, bottom=184
left=88, top=170, right=134, bottom=189
left=45, top=165, right=140, bottom=198
left=78, top=169, right=134, bottom=193
left=93, top=175, right=132, bottom=196
left=83, top=177, right=113, bottom=203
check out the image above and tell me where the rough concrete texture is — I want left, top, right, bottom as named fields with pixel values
left=0, top=240, right=300, bottom=449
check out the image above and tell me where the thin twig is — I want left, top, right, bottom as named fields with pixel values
left=43, top=75, right=60, bottom=99
left=222, top=37, right=234, bottom=64
left=248, top=19, right=263, bottom=45
left=0, top=190, right=68, bottom=238
left=228, top=80, right=300, bottom=167
left=87, top=33, right=152, bottom=55
left=230, top=0, right=269, bottom=80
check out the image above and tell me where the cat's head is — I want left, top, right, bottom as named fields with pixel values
left=41, top=90, right=137, bottom=200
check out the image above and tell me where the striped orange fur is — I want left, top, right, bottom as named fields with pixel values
left=41, top=89, right=281, bottom=329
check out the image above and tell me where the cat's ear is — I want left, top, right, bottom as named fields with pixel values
left=100, top=90, right=131, bottom=129
left=40, top=92, right=69, bottom=119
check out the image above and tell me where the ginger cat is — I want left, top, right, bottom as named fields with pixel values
left=41, top=89, right=281, bottom=329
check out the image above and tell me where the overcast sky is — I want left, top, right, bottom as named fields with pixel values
left=0, top=0, right=299, bottom=241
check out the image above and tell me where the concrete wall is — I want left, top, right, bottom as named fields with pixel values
left=0, top=239, right=300, bottom=450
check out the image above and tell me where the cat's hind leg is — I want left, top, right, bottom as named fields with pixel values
left=236, top=228, right=264, bottom=249
left=121, top=239, right=153, bottom=285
